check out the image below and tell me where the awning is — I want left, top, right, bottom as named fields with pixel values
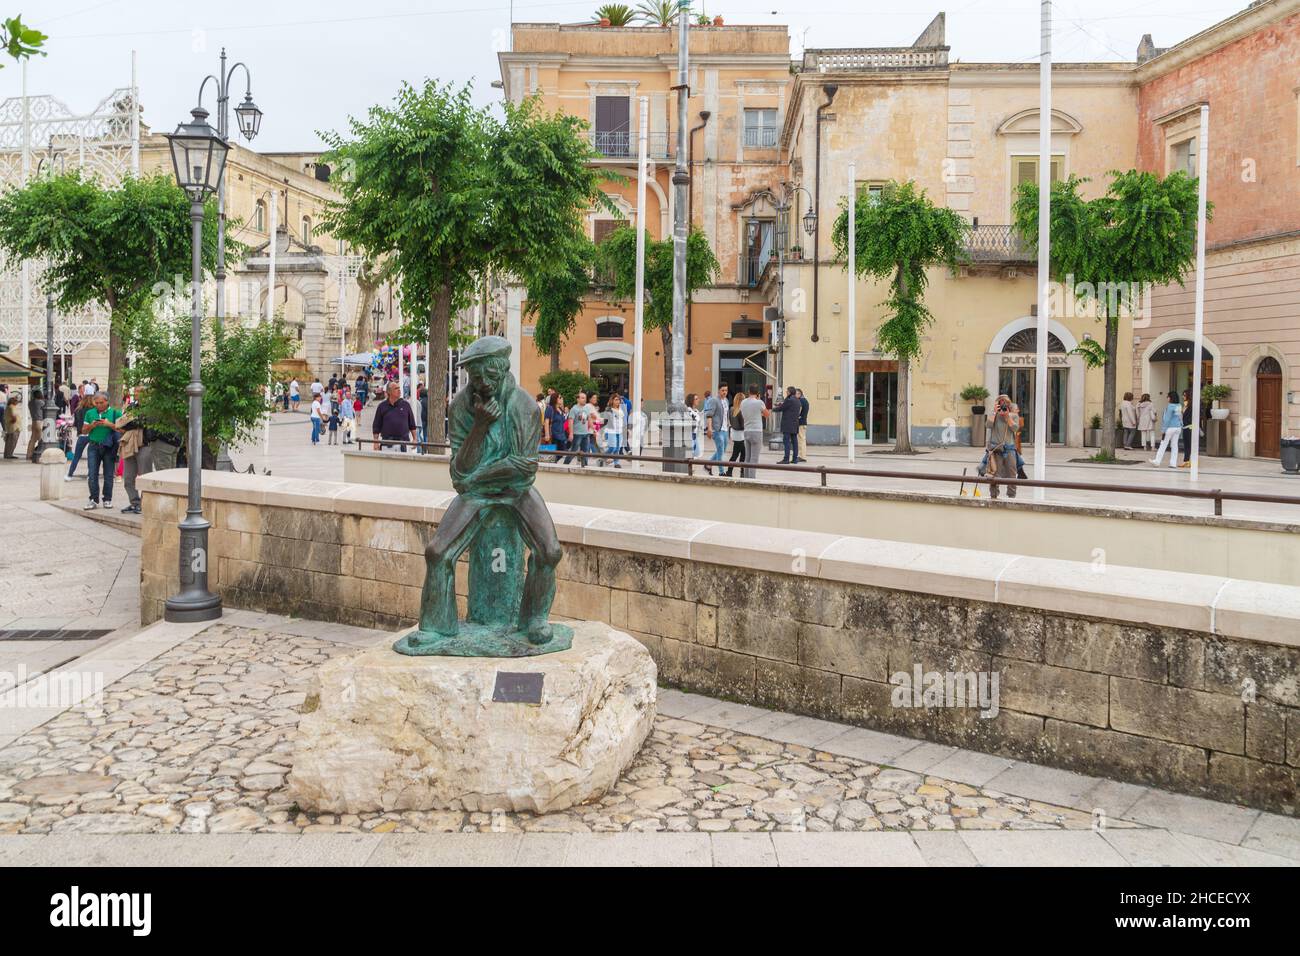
left=0, top=352, right=40, bottom=382
left=332, top=352, right=378, bottom=366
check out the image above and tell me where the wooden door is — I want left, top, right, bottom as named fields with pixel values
left=1256, top=364, right=1282, bottom=458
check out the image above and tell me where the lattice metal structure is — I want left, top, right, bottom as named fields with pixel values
left=0, top=63, right=140, bottom=364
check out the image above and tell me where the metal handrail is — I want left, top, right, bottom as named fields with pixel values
left=351, top=438, right=1300, bottom=518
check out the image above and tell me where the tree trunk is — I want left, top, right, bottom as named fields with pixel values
left=1100, top=312, right=1119, bottom=458
left=427, top=282, right=452, bottom=445
left=895, top=355, right=912, bottom=453
left=107, top=324, right=126, bottom=408
left=549, top=345, right=560, bottom=374
left=893, top=265, right=913, bottom=454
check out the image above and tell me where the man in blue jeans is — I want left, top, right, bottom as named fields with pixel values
left=80, top=393, right=121, bottom=510
left=701, top=384, right=729, bottom=475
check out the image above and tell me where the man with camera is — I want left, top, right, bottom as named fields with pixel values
left=979, top=393, right=1022, bottom=480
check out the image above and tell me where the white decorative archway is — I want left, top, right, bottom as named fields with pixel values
left=1139, top=328, right=1222, bottom=399
left=1237, top=343, right=1290, bottom=458
left=984, top=316, right=1085, bottom=446
left=584, top=341, right=634, bottom=363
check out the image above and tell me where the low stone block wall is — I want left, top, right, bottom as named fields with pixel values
left=137, top=470, right=1300, bottom=815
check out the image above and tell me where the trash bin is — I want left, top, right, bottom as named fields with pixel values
left=1281, top=437, right=1300, bottom=474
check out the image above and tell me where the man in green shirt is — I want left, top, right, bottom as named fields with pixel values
left=80, top=393, right=122, bottom=510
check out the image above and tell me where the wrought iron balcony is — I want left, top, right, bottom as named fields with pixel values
left=965, top=224, right=1033, bottom=263
left=590, top=130, right=671, bottom=160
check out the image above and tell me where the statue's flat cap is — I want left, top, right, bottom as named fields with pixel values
left=458, top=335, right=511, bottom=365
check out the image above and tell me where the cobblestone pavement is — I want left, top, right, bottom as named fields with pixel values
left=0, top=621, right=1198, bottom=837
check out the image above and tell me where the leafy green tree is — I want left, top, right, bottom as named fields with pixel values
left=525, top=235, right=596, bottom=374
left=2, top=16, right=45, bottom=66
left=0, top=171, right=228, bottom=404
left=124, top=309, right=292, bottom=468
left=594, top=4, right=637, bottom=25
left=320, top=82, right=610, bottom=443
left=1013, top=171, right=1205, bottom=458
left=596, top=224, right=719, bottom=400
left=539, top=369, right=599, bottom=406
left=832, top=180, right=968, bottom=453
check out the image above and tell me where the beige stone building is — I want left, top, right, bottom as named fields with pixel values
left=499, top=21, right=791, bottom=405
left=776, top=16, right=1139, bottom=447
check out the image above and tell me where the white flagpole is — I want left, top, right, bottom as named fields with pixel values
left=631, top=95, right=649, bottom=460
left=263, top=194, right=277, bottom=456
left=1033, top=0, right=1052, bottom=499
left=1190, top=103, right=1209, bottom=482
left=847, top=160, right=856, bottom=465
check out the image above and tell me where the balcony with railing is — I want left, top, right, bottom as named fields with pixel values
left=590, top=129, right=671, bottom=160
left=738, top=253, right=778, bottom=288
left=802, top=47, right=949, bottom=73
left=965, top=224, right=1033, bottom=263
left=743, top=126, right=779, bottom=149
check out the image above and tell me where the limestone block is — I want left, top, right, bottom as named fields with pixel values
left=288, top=621, right=656, bottom=814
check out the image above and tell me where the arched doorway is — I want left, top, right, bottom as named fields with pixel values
left=998, top=329, right=1068, bottom=446
left=1256, top=357, right=1283, bottom=459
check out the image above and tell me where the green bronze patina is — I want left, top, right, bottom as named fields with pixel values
left=394, top=335, right=572, bottom=658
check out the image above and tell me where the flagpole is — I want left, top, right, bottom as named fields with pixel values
left=1033, top=0, right=1052, bottom=499
left=1190, top=103, right=1209, bottom=482
left=632, top=95, right=649, bottom=461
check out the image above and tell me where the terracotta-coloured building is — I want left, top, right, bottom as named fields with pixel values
left=498, top=22, right=791, bottom=407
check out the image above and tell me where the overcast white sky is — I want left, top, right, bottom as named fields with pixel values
left=6, top=0, right=1253, bottom=152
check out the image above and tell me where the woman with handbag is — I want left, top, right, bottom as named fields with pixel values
left=80, top=393, right=122, bottom=510
left=722, top=392, right=747, bottom=477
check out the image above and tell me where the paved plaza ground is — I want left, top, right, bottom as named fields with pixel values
left=1, top=417, right=1298, bottom=866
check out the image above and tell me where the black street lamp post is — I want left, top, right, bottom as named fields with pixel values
left=162, top=105, right=229, bottom=624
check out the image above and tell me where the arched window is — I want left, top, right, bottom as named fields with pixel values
left=254, top=200, right=266, bottom=233
left=1258, top=356, right=1282, bottom=375
left=595, top=320, right=623, bottom=339
left=1002, top=329, right=1065, bottom=353
left=302, top=216, right=312, bottom=245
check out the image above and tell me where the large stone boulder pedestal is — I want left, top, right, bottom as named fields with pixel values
left=287, top=621, right=656, bottom=815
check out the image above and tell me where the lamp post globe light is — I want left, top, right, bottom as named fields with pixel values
left=162, top=105, right=228, bottom=624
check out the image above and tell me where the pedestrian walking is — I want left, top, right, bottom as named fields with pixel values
left=603, top=392, right=626, bottom=467
left=327, top=399, right=340, bottom=445
left=1137, top=393, right=1157, bottom=450
left=64, top=394, right=93, bottom=480
left=117, top=406, right=154, bottom=514
left=739, top=384, right=768, bottom=479
left=372, top=380, right=417, bottom=451
left=310, top=393, right=323, bottom=445
left=723, top=392, right=746, bottom=476
left=544, top=393, right=568, bottom=461
left=2, top=393, right=20, bottom=459
left=701, top=384, right=729, bottom=475
left=340, top=388, right=356, bottom=444
left=564, top=391, right=597, bottom=466
left=796, top=388, right=809, bottom=463
left=1150, top=391, right=1183, bottom=468
left=26, top=388, right=44, bottom=462
left=1179, top=388, right=1195, bottom=468
left=777, top=385, right=801, bottom=464
left=289, top=378, right=301, bottom=412
left=81, top=393, right=121, bottom=510
left=1120, top=392, right=1139, bottom=450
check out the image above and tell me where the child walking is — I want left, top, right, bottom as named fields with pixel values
left=327, top=402, right=340, bottom=445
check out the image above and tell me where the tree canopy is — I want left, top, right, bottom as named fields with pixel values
left=320, top=81, right=612, bottom=442
left=1013, top=170, right=1206, bottom=457
left=596, top=224, right=719, bottom=399
left=124, top=308, right=292, bottom=466
left=525, top=234, right=596, bottom=374
left=0, top=171, right=227, bottom=404
left=831, top=180, right=968, bottom=452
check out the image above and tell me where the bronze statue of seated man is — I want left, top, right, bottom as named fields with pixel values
left=395, top=336, right=568, bottom=657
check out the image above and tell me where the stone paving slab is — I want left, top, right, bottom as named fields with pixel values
left=959, top=831, right=1129, bottom=867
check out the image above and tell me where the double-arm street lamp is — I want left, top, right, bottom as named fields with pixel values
left=162, top=105, right=229, bottom=623
left=372, top=300, right=385, bottom=345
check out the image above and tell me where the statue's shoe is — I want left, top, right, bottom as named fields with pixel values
left=526, top=622, right=554, bottom=646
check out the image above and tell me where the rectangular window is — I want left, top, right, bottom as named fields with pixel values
left=594, top=96, right=631, bottom=157
left=856, top=180, right=888, bottom=204
left=743, top=108, right=778, bottom=149
left=1010, top=155, right=1062, bottom=205
left=1170, top=137, right=1197, bottom=177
